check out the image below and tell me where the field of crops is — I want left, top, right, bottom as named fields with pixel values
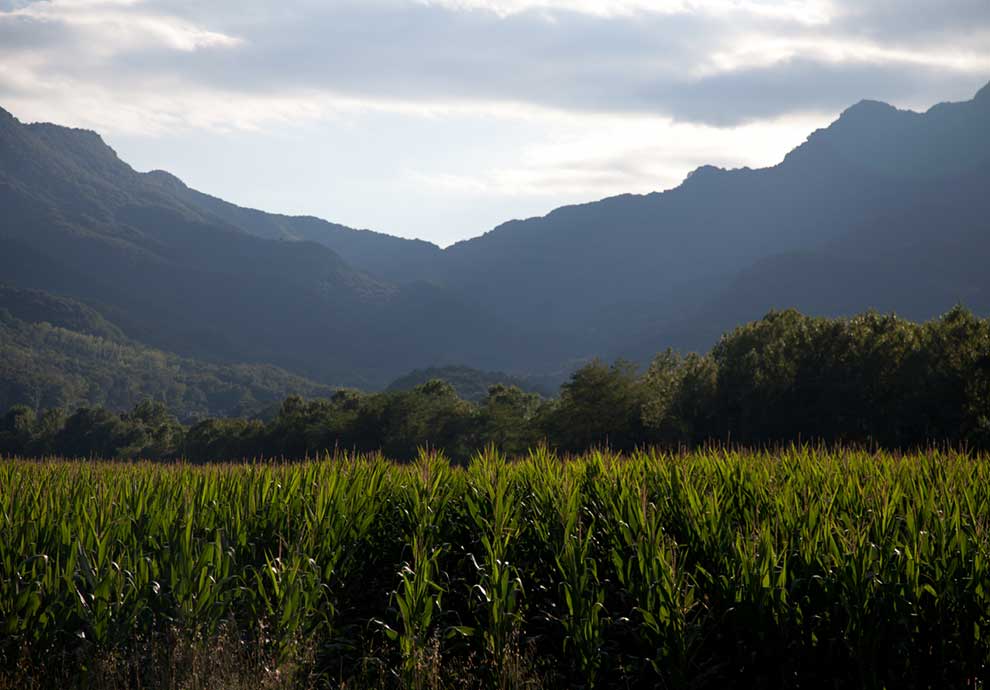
left=3, top=448, right=990, bottom=689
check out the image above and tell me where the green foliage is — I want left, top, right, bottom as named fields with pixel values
left=2, top=307, right=989, bottom=461
left=0, top=284, right=124, bottom=341
left=641, top=349, right=717, bottom=445
left=5, top=449, right=990, bottom=688
left=548, top=359, right=646, bottom=453
left=477, top=384, right=544, bottom=458
left=387, top=452, right=458, bottom=687
left=386, top=366, right=549, bottom=402
left=464, top=448, right=525, bottom=675
left=0, top=308, right=336, bottom=420
left=707, top=306, right=990, bottom=446
left=552, top=467, right=606, bottom=685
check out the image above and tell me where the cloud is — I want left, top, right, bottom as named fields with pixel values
left=416, top=0, right=835, bottom=23
left=2, top=0, right=987, bottom=134
left=1, top=0, right=240, bottom=56
left=829, top=0, right=990, bottom=43
left=409, top=110, right=826, bottom=198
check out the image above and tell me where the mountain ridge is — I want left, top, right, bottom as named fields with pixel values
left=1, top=80, right=987, bottom=393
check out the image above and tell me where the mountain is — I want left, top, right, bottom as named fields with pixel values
left=441, top=84, right=990, bottom=362
left=0, top=287, right=335, bottom=419
left=615, top=85, right=990, bottom=360
left=0, top=107, right=520, bottom=387
left=143, top=170, right=444, bottom=284
left=1, top=81, right=987, bottom=395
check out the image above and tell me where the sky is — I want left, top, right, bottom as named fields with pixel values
left=1, top=0, right=988, bottom=246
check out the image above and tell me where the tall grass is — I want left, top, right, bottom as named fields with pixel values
left=2, top=448, right=990, bottom=688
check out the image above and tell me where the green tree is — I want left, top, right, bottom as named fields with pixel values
left=548, top=359, right=646, bottom=452
left=0, top=405, right=36, bottom=455
left=641, top=350, right=717, bottom=445
left=121, top=400, right=184, bottom=459
left=56, top=407, right=133, bottom=459
left=377, top=380, right=479, bottom=462
left=478, top=383, right=543, bottom=456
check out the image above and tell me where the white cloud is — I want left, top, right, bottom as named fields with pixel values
left=410, top=111, right=827, bottom=199
left=417, top=0, right=835, bottom=24
left=2, top=0, right=241, bottom=54
left=708, top=32, right=990, bottom=76
left=3, top=0, right=987, bottom=132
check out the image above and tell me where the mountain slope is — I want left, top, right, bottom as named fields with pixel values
left=0, top=288, right=336, bottom=419
left=0, top=283, right=125, bottom=341
left=0, top=107, right=518, bottom=387
left=143, top=169, right=444, bottom=284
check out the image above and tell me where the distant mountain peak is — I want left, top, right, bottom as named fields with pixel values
left=975, top=81, right=990, bottom=104
left=684, top=164, right=726, bottom=183
left=836, top=98, right=900, bottom=123
left=27, top=121, right=110, bottom=144
left=806, top=98, right=911, bottom=149
left=24, top=120, right=126, bottom=170
left=145, top=169, right=188, bottom=191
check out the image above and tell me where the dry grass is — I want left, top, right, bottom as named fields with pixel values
left=0, top=626, right=318, bottom=690
left=338, top=632, right=546, bottom=690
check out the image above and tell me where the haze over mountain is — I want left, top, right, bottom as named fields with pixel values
left=146, top=170, right=445, bottom=286
left=0, top=81, right=988, bottom=406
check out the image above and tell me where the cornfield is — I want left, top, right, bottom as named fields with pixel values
left=2, top=447, right=990, bottom=688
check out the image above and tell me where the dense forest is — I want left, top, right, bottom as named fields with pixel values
left=0, top=288, right=337, bottom=419
left=3, top=307, right=987, bottom=462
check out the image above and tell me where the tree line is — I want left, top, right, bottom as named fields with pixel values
left=2, top=307, right=988, bottom=461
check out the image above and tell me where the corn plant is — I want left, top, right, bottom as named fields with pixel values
left=465, top=447, right=525, bottom=675
left=602, top=463, right=704, bottom=686
left=384, top=450, right=456, bottom=688
left=553, top=471, right=605, bottom=687
left=4, top=449, right=990, bottom=688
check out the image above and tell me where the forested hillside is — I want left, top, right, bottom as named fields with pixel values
left=0, top=287, right=335, bottom=419
left=0, top=284, right=124, bottom=340
left=3, top=308, right=987, bottom=462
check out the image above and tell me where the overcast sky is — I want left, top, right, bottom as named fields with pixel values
left=2, top=0, right=988, bottom=246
